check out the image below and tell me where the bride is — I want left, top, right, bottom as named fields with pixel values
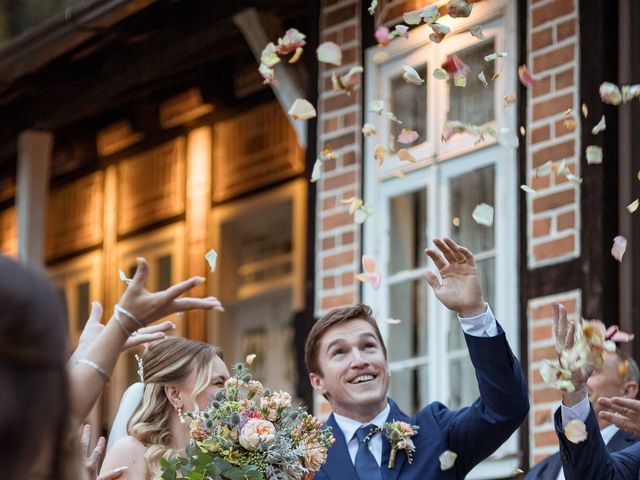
left=100, top=337, right=229, bottom=479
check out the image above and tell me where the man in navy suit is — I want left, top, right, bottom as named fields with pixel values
left=304, top=238, right=529, bottom=479
left=550, top=303, right=640, bottom=479
left=526, top=350, right=640, bottom=479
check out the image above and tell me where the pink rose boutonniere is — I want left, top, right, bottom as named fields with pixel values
left=383, top=421, right=419, bottom=468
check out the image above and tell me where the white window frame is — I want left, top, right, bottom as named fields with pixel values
left=363, top=1, right=520, bottom=478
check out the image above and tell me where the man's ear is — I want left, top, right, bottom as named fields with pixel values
left=309, top=372, right=326, bottom=395
left=164, top=385, right=182, bottom=407
left=623, top=381, right=639, bottom=399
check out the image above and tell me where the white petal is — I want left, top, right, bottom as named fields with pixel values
left=368, top=0, right=378, bottom=15
left=205, top=249, right=218, bottom=272
left=612, top=235, right=627, bottom=262
left=497, top=127, right=519, bottom=149
left=627, top=199, right=639, bottom=213
left=288, top=99, right=316, bottom=120
left=118, top=270, right=133, bottom=285
left=433, top=68, right=449, bottom=80
left=591, top=115, right=606, bottom=134
left=385, top=318, right=402, bottom=325
left=310, top=159, right=323, bottom=183
left=384, top=111, right=402, bottom=123
left=439, top=450, right=458, bottom=471
left=472, top=203, right=494, bottom=226
left=586, top=145, right=603, bottom=165
left=403, top=11, right=423, bottom=25
left=565, top=420, right=588, bottom=444
left=369, top=99, right=384, bottom=114
left=362, top=123, right=377, bottom=136
left=478, top=71, right=488, bottom=88
left=485, top=52, right=508, bottom=61
left=520, top=185, right=537, bottom=195
left=469, top=26, right=485, bottom=39
left=402, top=65, right=424, bottom=85
left=317, top=42, right=342, bottom=66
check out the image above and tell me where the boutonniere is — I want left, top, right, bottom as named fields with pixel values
left=383, top=421, right=419, bottom=468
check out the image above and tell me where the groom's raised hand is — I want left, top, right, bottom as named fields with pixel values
left=423, top=238, right=485, bottom=317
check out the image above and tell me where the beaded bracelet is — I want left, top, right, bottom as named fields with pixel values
left=77, top=359, right=110, bottom=384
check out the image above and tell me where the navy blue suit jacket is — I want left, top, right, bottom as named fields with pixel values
left=526, top=425, right=639, bottom=479
left=555, top=405, right=640, bottom=479
left=314, top=328, right=529, bottom=480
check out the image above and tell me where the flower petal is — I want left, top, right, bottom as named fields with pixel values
left=433, top=68, right=449, bottom=80
left=397, top=128, right=420, bottom=144
left=369, top=99, right=384, bottom=114
left=611, top=235, right=627, bottom=262
left=375, top=26, right=391, bottom=47
left=362, top=254, right=376, bottom=274
left=600, top=82, right=622, bottom=105
left=402, top=65, right=425, bottom=85
left=403, top=11, right=423, bottom=25
left=439, top=450, right=458, bottom=471
left=310, top=159, right=323, bottom=183
left=626, top=199, right=639, bottom=213
left=518, top=65, right=537, bottom=88
left=591, top=115, right=606, bottom=135
left=446, top=0, right=473, bottom=18
left=119, top=270, right=133, bottom=285
left=385, top=318, right=403, bottom=325
left=368, top=0, right=378, bottom=15
left=276, top=28, right=306, bottom=56
left=317, top=42, right=342, bottom=66
left=374, top=144, right=387, bottom=165
left=520, top=185, right=537, bottom=195
left=497, top=127, right=519, bottom=149
left=469, top=26, right=485, bottom=40
left=205, top=249, right=218, bottom=272
left=478, top=71, right=488, bottom=88
left=472, top=203, right=494, bottom=226
left=485, top=52, right=508, bottom=61
left=362, top=123, right=377, bottom=137
left=504, top=94, right=517, bottom=105
left=398, top=149, right=416, bottom=163
left=288, top=99, right=317, bottom=120
left=586, top=145, right=603, bottom=165
left=245, top=353, right=257, bottom=366
left=565, top=420, right=588, bottom=444
left=260, top=43, right=280, bottom=67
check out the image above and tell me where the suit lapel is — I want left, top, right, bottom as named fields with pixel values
left=607, top=429, right=640, bottom=452
left=382, top=399, right=413, bottom=480
left=321, top=414, right=359, bottom=480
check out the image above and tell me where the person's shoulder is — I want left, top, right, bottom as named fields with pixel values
left=101, top=435, right=148, bottom=476
left=111, top=435, right=146, bottom=453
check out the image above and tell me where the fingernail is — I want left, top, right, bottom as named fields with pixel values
left=114, top=466, right=128, bottom=473
left=171, top=323, right=176, bottom=329
left=194, top=276, right=206, bottom=285
left=214, top=306, right=225, bottom=312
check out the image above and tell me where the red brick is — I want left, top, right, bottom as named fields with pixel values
left=323, top=158, right=336, bottom=173
left=564, top=299, right=577, bottom=314
left=532, top=0, right=574, bottom=28
left=344, top=112, right=357, bottom=127
left=341, top=46, right=358, bottom=65
left=533, top=345, right=557, bottom=362
left=554, top=118, right=576, bottom=138
left=534, top=429, right=560, bottom=447
left=554, top=163, right=577, bottom=185
left=530, top=303, right=554, bottom=321
left=533, top=218, right=551, bottom=237
left=532, top=27, right=553, bottom=50
left=324, top=117, right=338, bottom=133
left=326, top=131, right=357, bottom=150
left=322, top=236, right=336, bottom=250
left=324, top=4, right=356, bottom=26
left=532, top=324, right=553, bottom=342
left=531, top=125, right=551, bottom=144
left=533, top=76, right=552, bottom=98
left=343, top=151, right=356, bottom=166
left=555, top=67, right=575, bottom=90
left=341, top=231, right=355, bottom=245
left=322, top=211, right=352, bottom=231
left=532, top=139, right=575, bottom=167
left=340, top=271, right=355, bottom=286
left=343, top=25, right=356, bottom=43
left=323, top=276, right=336, bottom=289
left=322, top=75, right=333, bottom=91
left=321, top=292, right=356, bottom=310
left=534, top=409, right=553, bottom=425
left=321, top=31, right=339, bottom=44
left=322, top=250, right=355, bottom=270
left=533, top=234, right=575, bottom=260
left=533, top=388, right=561, bottom=405
left=531, top=174, right=551, bottom=190
left=557, top=19, right=576, bottom=41
left=323, top=170, right=356, bottom=190
left=557, top=211, right=575, bottom=230
left=533, top=188, right=575, bottom=213
left=322, top=196, right=337, bottom=210
left=533, top=93, right=573, bottom=121
left=533, top=44, right=575, bottom=74
left=324, top=93, right=357, bottom=112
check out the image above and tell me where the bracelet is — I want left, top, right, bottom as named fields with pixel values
left=115, top=304, right=145, bottom=329
left=77, top=359, right=110, bottom=384
left=114, top=310, right=135, bottom=337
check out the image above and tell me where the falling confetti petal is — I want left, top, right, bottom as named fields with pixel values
left=343, top=197, right=364, bottom=215
left=259, top=63, right=276, bottom=85
left=119, top=270, right=133, bottom=285
left=452, top=216, right=461, bottom=227
left=563, top=117, right=577, bottom=131
left=385, top=318, right=402, bottom=325
left=472, top=203, right=494, bottom=226
left=288, top=99, right=316, bottom=120
left=276, top=28, right=306, bottom=56
left=439, top=450, right=458, bottom=471
left=374, top=144, right=387, bottom=165
left=368, top=0, right=377, bottom=15
left=433, top=68, right=449, bottom=80
left=566, top=174, right=583, bottom=186
left=442, top=55, right=470, bottom=76
left=362, top=123, right=377, bottom=136
left=484, top=52, right=508, bottom=61
left=581, top=103, right=589, bottom=118
left=403, top=10, right=422, bottom=25
left=321, top=144, right=338, bottom=162
left=289, top=47, right=303, bottom=64
left=565, top=420, right=588, bottom=444
left=398, top=149, right=416, bottom=163
left=518, top=65, right=536, bottom=88
left=205, top=249, right=218, bottom=272
left=317, top=42, right=342, bottom=66
left=469, top=25, right=485, bottom=40
left=478, top=71, right=488, bottom=88
left=611, top=235, right=627, bottom=262
left=453, top=74, right=467, bottom=87
left=521, top=185, right=537, bottom=195
left=384, top=111, right=403, bottom=123
left=369, top=99, right=384, bottom=114
left=394, top=25, right=409, bottom=39
left=372, top=51, right=390, bottom=63
left=260, top=43, right=280, bottom=67
left=592, top=115, right=606, bottom=134
left=446, top=0, right=473, bottom=18
left=497, top=127, right=519, bottom=149
left=627, top=199, right=639, bottom=213
left=397, top=128, right=420, bottom=144
left=599, top=82, right=622, bottom=105
left=402, top=65, right=425, bottom=85
left=622, top=84, right=640, bottom=103
left=520, top=126, right=526, bottom=136
left=586, top=145, right=603, bottom=165
left=362, top=255, right=376, bottom=273
left=332, top=66, right=364, bottom=95
left=504, top=94, right=517, bottom=106
left=310, top=159, right=322, bottom=183
left=354, top=203, right=374, bottom=224
left=392, top=170, right=405, bottom=179
left=375, top=26, right=391, bottom=47
left=540, top=359, right=575, bottom=392
left=245, top=353, right=257, bottom=366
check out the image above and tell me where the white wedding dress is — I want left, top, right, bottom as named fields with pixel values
left=106, top=382, right=145, bottom=451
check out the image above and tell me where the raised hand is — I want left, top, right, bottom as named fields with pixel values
left=81, top=424, right=106, bottom=480
left=117, top=257, right=223, bottom=328
left=423, top=238, right=485, bottom=317
left=597, top=397, right=640, bottom=436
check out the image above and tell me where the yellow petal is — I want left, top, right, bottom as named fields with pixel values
left=289, top=47, right=304, bottom=64
left=245, top=354, right=257, bottom=366
left=398, top=149, right=416, bottom=163
left=628, top=199, right=640, bottom=213
left=391, top=169, right=405, bottom=179
left=565, top=419, right=588, bottom=444
left=374, top=144, right=387, bottom=165
left=372, top=51, right=390, bottom=63
left=581, top=103, right=589, bottom=118
left=362, top=255, right=376, bottom=273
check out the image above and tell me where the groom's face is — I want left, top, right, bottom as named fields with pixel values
left=309, top=319, right=390, bottom=420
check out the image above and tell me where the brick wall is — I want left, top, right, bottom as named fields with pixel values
left=527, top=0, right=580, bottom=267
left=316, top=0, right=363, bottom=317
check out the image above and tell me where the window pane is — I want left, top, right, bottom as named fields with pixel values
left=389, top=63, right=427, bottom=149
left=389, top=364, right=428, bottom=415
left=388, top=280, right=428, bottom=361
left=389, top=189, right=427, bottom=273
left=449, top=355, right=480, bottom=409
left=450, top=165, right=495, bottom=253
left=76, top=281, right=90, bottom=333
left=448, top=40, right=495, bottom=126
left=157, top=254, right=172, bottom=291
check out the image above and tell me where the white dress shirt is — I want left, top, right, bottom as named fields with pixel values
left=333, top=305, right=499, bottom=466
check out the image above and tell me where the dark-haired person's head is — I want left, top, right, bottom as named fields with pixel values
left=0, top=256, right=70, bottom=479
left=305, top=304, right=390, bottom=422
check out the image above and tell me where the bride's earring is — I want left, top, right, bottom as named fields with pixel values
left=175, top=404, right=186, bottom=424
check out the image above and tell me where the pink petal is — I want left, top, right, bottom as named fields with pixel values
left=362, top=255, right=376, bottom=274
left=365, top=273, right=382, bottom=290
left=518, top=65, right=537, bottom=88
left=397, top=128, right=420, bottom=144
left=375, top=26, right=391, bottom=47
left=441, top=55, right=470, bottom=76
left=611, top=235, right=627, bottom=262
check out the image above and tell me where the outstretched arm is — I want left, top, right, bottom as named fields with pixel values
left=68, top=257, right=223, bottom=421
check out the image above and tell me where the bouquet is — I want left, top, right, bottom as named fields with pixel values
left=161, top=362, right=334, bottom=480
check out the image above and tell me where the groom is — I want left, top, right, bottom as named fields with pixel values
left=305, top=238, right=529, bottom=479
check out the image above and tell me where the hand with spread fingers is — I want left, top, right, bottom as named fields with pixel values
left=552, top=302, right=595, bottom=407
left=81, top=424, right=107, bottom=480
left=423, top=237, right=485, bottom=317
left=597, top=397, right=640, bottom=436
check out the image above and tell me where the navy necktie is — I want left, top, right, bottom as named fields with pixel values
left=354, top=424, right=382, bottom=480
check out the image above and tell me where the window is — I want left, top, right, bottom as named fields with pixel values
left=364, top=2, right=519, bottom=477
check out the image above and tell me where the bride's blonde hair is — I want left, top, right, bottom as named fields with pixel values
left=128, top=337, right=223, bottom=478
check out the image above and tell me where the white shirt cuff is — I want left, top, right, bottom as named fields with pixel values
left=561, top=394, right=590, bottom=428
left=458, top=303, right=499, bottom=337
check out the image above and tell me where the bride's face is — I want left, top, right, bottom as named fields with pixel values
left=180, top=356, right=230, bottom=411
